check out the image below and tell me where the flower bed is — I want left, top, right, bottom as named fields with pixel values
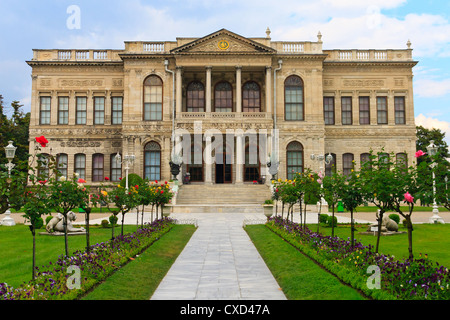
left=267, top=216, right=450, bottom=300
left=0, top=218, right=174, bottom=300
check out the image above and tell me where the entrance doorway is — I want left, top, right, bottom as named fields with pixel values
left=215, top=145, right=232, bottom=183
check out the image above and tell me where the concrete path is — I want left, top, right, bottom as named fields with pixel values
left=150, top=212, right=286, bottom=300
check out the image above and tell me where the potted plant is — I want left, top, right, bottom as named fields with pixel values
left=263, top=199, right=274, bottom=220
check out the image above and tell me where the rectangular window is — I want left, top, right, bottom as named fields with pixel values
left=144, top=85, right=162, bottom=120
left=110, top=154, right=122, bottom=181
left=323, top=97, right=335, bottom=125
left=58, top=97, right=69, bottom=125
left=341, top=97, right=352, bottom=125
left=343, top=153, right=354, bottom=176
left=377, top=97, right=388, bottom=124
left=359, top=97, right=370, bottom=125
left=285, top=87, right=304, bottom=120
left=395, top=97, right=406, bottom=124
left=94, top=97, right=105, bottom=125
left=76, top=97, right=87, bottom=125
left=111, top=97, right=123, bottom=124
left=40, top=96, right=51, bottom=125
left=92, top=154, right=104, bottom=182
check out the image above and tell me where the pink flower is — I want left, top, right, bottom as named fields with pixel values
left=77, top=178, right=86, bottom=183
left=415, top=150, right=426, bottom=158
left=35, top=136, right=48, bottom=147
left=404, top=192, right=414, bottom=203
left=317, top=179, right=322, bottom=184
left=104, top=177, right=110, bottom=181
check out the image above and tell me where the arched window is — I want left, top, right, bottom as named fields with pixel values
left=110, top=153, right=122, bottom=182
left=92, top=154, right=104, bottom=182
left=284, top=75, right=304, bottom=121
left=214, top=81, right=233, bottom=112
left=343, top=153, right=354, bottom=176
left=286, top=141, right=304, bottom=180
left=325, top=153, right=337, bottom=177
left=143, top=75, right=163, bottom=121
left=37, top=153, right=49, bottom=179
left=242, top=81, right=261, bottom=112
left=144, top=141, right=161, bottom=181
left=74, top=154, right=86, bottom=180
left=56, top=153, right=68, bottom=179
left=186, top=81, right=205, bottom=112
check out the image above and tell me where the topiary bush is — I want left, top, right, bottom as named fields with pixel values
left=319, top=214, right=328, bottom=224
left=101, top=219, right=109, bottom=228
left=109, top=215, right=118, bottom=226
left=119, top=173, right=144, bottom=188
left=326, top=215, right=337, bottom=227
left=389, top=213, right=400, bottom=224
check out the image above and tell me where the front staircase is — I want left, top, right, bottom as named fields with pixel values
left=172, top=183, right=272, bottom=213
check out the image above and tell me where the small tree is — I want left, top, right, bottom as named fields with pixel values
left=47, top=173, right=90, bottom=257
left=335, top=168, right=363, bottom=248
left=360, top=150, right=397, bottom=253
left=322, top=171, right=347, bottom=237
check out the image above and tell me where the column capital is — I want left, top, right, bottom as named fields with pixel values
left=235, top=65, right=242, bottom=70
left=205, top=66, right=213, bottom=70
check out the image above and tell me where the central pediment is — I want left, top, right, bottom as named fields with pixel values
left=171, top=29, right=275, bottom=54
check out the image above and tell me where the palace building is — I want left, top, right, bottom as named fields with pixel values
left=27, top=28, right=418, bottom=186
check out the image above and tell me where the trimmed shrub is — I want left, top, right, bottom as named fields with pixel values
left=389, top=214, right=400, bottom=224
left=101, top=219, right=109, bottom=228
left=326, top=215, right=337, bottom=227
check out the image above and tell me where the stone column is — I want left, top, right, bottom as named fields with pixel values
left=265, top=66, right=272, bottom=114
left=206, top=66, right=212, bottom=113
left=204, top=135, right=213, bottom=184
left=335, top=91, right=342, bottom=125
left=50, top=91, right=57, bottom=125
left=176, top=67, right=183, bottom=115
left=105, top=91, right=111, bottom=125
left=370, top=90, right=377, bottom=125
left=236, top=66, right=242, bottom=113
left=235, top=132, right=244, bottom=184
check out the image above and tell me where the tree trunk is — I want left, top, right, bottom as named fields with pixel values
left=331, top=205, right=336, bottom=237
left=406, top=216, right=414, bottom=260
left=63, top=214, right=69, bottom=257
left=121, top=211, right=125, bottom=236
left=31, top=225, right=36, bottom=281
left=375, top=210, right=384, bottom=253
left=141, top=205, right=145, bottom=228
left=350, top=209, right=354, bottom=249
left=85, top=209, right=90, bottom=253
left=317, top=201, right=322, bottom=233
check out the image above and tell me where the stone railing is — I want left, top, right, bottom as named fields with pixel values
left=272, top=41, right=323, bottom=54
left=178, top=112, right=272, bottom=120
left=32, top=49, right=123, bottom=61
left=324, top=49, right=413, bottom=62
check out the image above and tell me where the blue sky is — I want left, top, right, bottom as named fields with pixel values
left=1, top=0, right=449, bottom=143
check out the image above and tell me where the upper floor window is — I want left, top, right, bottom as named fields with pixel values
left=359, top=97, right=370, bottom=125
left=40, top=96, right=51, bottom=125
left=284, top=75, right=304, bottom=121
left=395, top=97, right=406, bottom=124
left=186, top=81, right=205, bottom=112
left=323, top=97, right=335, bottom=125
left=76, top=97, right=87, bottom=125
left=112, top=97, right=123, bottom=124
left=341, top=97, right=352, bottom=125
left=58, top=97, right=69, bottom=125
left=94, top=97, right=105, bottom=125
left=377, top=97, right=388, bottom=124
left=214, top=81, right=233, bottom=112
left=143, top=75, right=163, bottom=121
left=242, top=81, right=261, bottom=112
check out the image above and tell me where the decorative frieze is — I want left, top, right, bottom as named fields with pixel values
left=342, top=79, right=385, bottom=88
left=59, top=79, right=103, bottom=87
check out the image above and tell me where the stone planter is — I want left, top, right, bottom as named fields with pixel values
left=162, top=204, right=172, bottom=217
left=263, top=204, right=274, bottom=220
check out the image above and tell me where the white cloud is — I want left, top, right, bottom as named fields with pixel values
left=416, top=114, right=450, bottom=144
left=414, top=77, right=450, bottom=98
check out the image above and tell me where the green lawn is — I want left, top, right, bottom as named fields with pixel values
left=245, top=224, right=366, bottom=300
left=315, top=223, right=450, bottom=267
left=0, top=224, right=148, bottom=288
left=82, top=224, right=196, bottom=300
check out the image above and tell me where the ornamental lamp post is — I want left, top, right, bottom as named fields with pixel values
left=427, top=140, right=445, bottom=224
left=2, top=141, right=17, bottom=226
left=310, top=153, right=334, bottom=211
left=169, top=152, right=183, bottom=180
left=115, top=152, right=135, bottom=191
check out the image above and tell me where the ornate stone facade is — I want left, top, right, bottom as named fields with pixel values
left=27, top=28, right=417, bottom=185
